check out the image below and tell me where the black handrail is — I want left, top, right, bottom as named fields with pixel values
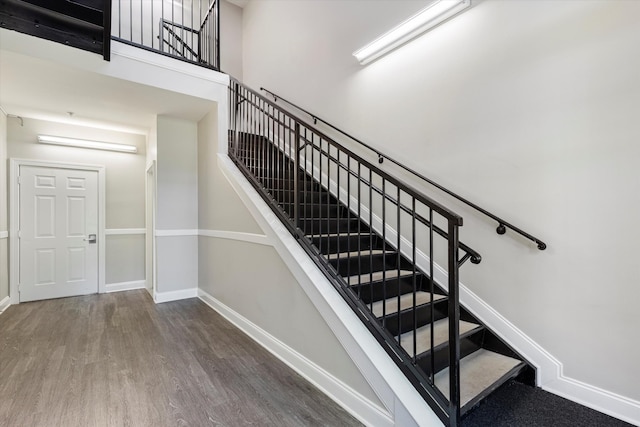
left=235, top=92, right=481, bottom=266
left=260, top=87, right=547, bottom=251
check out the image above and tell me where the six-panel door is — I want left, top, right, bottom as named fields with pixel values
left=19, top=166, right=99, bottom=302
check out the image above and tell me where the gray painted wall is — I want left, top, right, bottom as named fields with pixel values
left=241, top=0, right=640, bottom=404
left=155, top=115, right=199, bottom=293
left=156, top=115, right=198, bottom=231
left=6, top=118, right=146, bottom=289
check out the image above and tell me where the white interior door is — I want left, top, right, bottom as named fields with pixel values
left=19, top=166, right=99, bottom=302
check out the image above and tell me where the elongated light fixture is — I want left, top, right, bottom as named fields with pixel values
left=38, top=135, right=138, bottom=153
left=353, top=0, right=471, bottom=65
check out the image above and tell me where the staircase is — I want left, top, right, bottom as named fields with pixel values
left=228, top=81, right=535, bottom=426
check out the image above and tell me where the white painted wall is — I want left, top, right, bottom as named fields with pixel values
left=0, top=112, right=8, bottom=301
left=220, top=0, right=243, bottom=80
left=6, top=118, right=147, bottom=290
left=241, top=0, right=640, bottom=417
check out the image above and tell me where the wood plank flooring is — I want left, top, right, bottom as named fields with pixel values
left=0, top=290, right=363, bottom=427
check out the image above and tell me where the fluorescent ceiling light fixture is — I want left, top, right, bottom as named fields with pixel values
left=353, top=0, right=471, bottom=65
left=37, top=135, right=138, bottom=153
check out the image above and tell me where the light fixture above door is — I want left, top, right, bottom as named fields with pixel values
left=353, top=0, right=471, bottom=65
left=37, top=135, right=138, bottom=153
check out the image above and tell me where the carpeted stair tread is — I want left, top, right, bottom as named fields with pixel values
left=400, top=318, right=479, bottom=356
left=346, top=269, right=414, bottom=284
left=370, top=291, right=446, bottom=317
left=326, top=249, right=385, bottom=260
left=434, top=349, right=522, bottom=407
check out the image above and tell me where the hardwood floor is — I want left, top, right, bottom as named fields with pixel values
left=0, top=290, right=363, bottom=427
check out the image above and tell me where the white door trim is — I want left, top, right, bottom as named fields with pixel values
left=9, top=158, right=106, bottom=304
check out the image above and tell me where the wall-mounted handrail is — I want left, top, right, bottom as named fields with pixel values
left=235, top=91, right=481, bottom=266
left=260, top=87, right=547, bottom=251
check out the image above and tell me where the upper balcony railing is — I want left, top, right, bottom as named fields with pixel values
left=111, top=0, right=220, bottom=70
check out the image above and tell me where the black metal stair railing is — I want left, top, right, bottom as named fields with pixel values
left=112, top=0, right=219, bottom=70
left=260, top=88, right=547, bottom=251
left=228, top=78, right=478, bottom=426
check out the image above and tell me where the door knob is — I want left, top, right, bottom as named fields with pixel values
left=84, top=234, right=97, bottom=244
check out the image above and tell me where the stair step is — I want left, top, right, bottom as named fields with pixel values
left=327, top=249, right=385, bottom=260
left=301, top=218, right=360, bottom=235
left=400, top=318, right=480, bottom=356
left=434, top=349, right=523, bottom=408
left=346, top=269, right=415, bottom=285
left=370, top=291, right=446, bottom=317
left=309, top=233, right=387, bottom=256
left=299, top=203, right=346, bottom=218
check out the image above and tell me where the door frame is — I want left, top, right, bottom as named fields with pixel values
left=9, top=158, right=106, bottom=304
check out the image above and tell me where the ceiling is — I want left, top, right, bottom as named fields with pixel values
left=0, top=46, right=216, bottom=135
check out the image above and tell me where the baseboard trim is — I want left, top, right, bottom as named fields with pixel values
left=455, top=280, right=561, bottom=385
left=198, top=289, right=394, bottom=427
left=105, top=280, right=146, bottom=293
left=154, top=288, right=198, bottom=303
left=544, top=372, right=640, bottom=425
left=0, top=296, right=10, bottom=314
left=412, top=249, right=640, bottom=424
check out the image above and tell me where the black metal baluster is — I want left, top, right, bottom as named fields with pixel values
left=251, top=93, right=256, bottom=176
left=336, top=147, right=341, bottom=280
left=357, top=162, right=362, bottom=300
left=306, top=131, right=312, bottom=241
left=215, top=0, right=220, bottom=69
left=151, top=0, right=154, bottom=49
left=430, top=208, right=435, bottom=382
left=328, top=141, right=332, bottom=262
left=271, top=103, right=275, bottom=198
left=288, top=117, right=293, bottom=215
left=448, top=219, right=461, bottom=426
left=181, top=0, right=184, bottom=57
left=346, top=154, right=351, bottom=290
left=412, top=198, right=417, bottom=362
left=368, top=168, right=373, bottom=312
left=381, top=177, right=386, bottom=326
left=294, top=122, right=300, bottom=229
left=161, top=0, right=164, bottom=52
left=396, top=186, right=401, bottom=346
